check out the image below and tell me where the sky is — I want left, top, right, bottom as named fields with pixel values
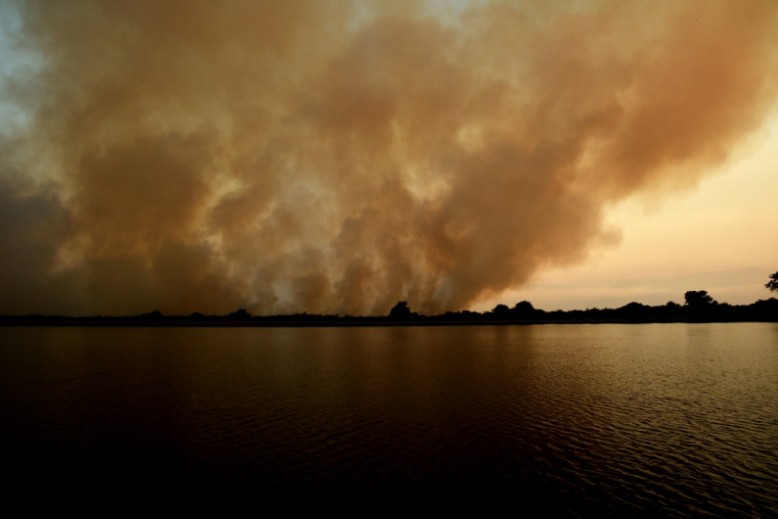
left=480, top=110, right=778, bottom=311
left=0, top=0, right=777, bottom=316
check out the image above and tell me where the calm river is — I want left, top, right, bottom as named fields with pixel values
left=1, top=323, right=776, bottom=516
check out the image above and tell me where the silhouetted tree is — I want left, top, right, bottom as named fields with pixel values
left=491, top=304, right=510, bottom=317
left=512, top=300, right=537, bottom=319
left=513, top=301, right=533, bottom=312
left=388, top=301, right=413, bottom=319
left=766, top=272, right=778, bottom=294
left=684, top=290, right=716, bottom=307
left=620, top=302, right=647, bottom=316
left=226, top=308, right=251, bottom=320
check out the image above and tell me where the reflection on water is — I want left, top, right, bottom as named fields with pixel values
left=1, top=324, right=776, bottom=515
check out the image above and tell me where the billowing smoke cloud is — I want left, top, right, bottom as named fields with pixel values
left=1, top=0, right=777, bottom=315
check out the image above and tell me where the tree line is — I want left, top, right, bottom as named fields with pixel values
left=3, top=272, right=777, bottom=326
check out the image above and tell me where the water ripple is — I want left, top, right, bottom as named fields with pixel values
left=1, top=324, right=777, bottom=516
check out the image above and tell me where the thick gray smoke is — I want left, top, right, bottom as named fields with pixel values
left=1, top=0, right=777, bottom=315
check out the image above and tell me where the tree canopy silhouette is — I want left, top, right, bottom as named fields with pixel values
left=684, top=290, right=716, bottom=307
left=388, top=301, right=414, bottom=319
left=491, top=304, right=511, bottom=317
left=766, top=272, right=778, bottom=294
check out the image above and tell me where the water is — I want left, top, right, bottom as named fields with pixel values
left=1, top=323, right=776, bottom=516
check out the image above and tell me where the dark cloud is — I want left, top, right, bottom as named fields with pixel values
left=0, top=171, right=77, bottom=314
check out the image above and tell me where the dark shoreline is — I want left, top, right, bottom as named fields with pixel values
left=0, top=298, right=778, bottom=328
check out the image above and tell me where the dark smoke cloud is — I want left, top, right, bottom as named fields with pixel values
left=1, top=0, right=776, bottom=315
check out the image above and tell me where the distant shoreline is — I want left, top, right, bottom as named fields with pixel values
left=2, top=301, right=777, bottom=327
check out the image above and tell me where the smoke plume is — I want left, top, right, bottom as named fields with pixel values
left=1, top=0, right=777, bottom=315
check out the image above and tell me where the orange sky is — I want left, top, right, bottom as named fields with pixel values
left=482, top=109, right=778, bottom=310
